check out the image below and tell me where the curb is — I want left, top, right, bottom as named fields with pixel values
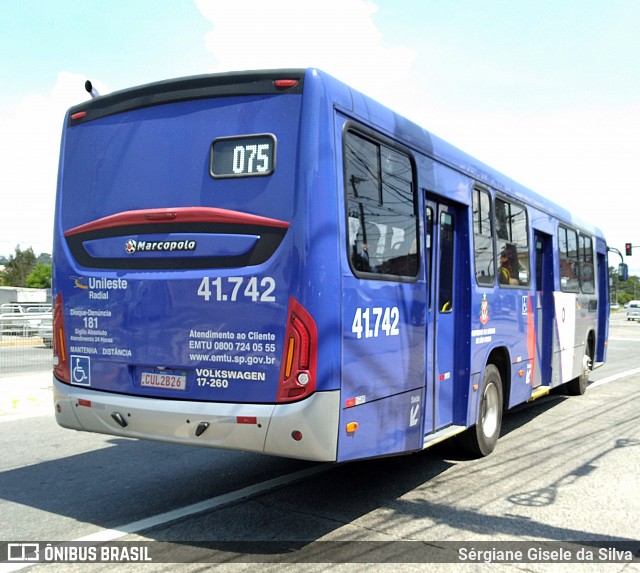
left=0, top=337, right=49, bottom=348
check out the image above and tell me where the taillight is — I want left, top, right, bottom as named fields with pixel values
left=53, top=292, right=70, bottom=383
left=274, top=79, right=299, bottom=90
left=276, top=297, right=317, bottom=403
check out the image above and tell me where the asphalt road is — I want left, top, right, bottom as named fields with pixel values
left=1, top=312, right=639, bottom=572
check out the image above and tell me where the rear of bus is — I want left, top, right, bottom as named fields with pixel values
left=52, top=69, right=341, bottom=461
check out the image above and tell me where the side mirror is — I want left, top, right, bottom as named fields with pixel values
left=619, top=263, right=629, bottom=281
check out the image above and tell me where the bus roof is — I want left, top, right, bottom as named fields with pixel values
left=67, top=69, right=307, bottom=125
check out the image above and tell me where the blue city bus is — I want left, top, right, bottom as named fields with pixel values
left=52, top=68, right=609, bottom=462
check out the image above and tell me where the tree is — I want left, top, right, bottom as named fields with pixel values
left=26, top=263, right=52, bottom=288
left=37, top=253, right=52, bottom=266
left=2, top=246, right=37, bottom=287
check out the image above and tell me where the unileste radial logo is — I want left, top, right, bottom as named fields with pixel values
left=125, top=238, right=197, bottom=254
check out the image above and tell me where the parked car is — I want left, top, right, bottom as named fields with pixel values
left=627, top=300, right=640, bottom=321
left=29, top=315, right=53, bottom=347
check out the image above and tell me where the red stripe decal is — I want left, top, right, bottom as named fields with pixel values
left=64, top=207, right=290, bottom=237
left=526, top=294, right=536, bottom=384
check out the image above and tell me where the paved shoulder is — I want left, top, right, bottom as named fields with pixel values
left=0, top=371, right=52, bottom=420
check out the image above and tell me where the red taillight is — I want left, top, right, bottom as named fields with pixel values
left=53, top=292, right=70, bottom=383
left=274, top=79, right=299, bottom=90
left=276, top=297, right=317, bottom=403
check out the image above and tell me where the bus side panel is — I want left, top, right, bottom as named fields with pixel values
left=336, top=388, right=424, bottom=461
left=338, top=281, right=425, bottom=461
left=554, top=291, right=578, bottom=383
left=334, top=108, right=426, bottom=462
left=469, top=287, right=528, bottom=408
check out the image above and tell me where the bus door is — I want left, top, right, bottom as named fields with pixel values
left=533, top=231, right=554, bottom=387
left=424, top=196, right=457, bottom=434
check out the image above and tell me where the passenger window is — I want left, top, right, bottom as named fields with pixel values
left=579, top=234, right=595, bottom=294
left=473, top=189, right=495, bottom=286
left=345, top=130, right=418, bottom=278
left=439, top=211, right=454, bottom=312
left=559, top=227, right=580, bottom=292
left=426, top=206, right=434, bottom=310
left=495, top=198, right=530, bottom=287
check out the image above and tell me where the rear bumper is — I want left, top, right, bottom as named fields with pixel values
left=53, top=378, right=339, bottom=461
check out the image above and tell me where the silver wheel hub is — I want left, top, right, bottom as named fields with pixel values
left=481, top=382, right=499, bottom=438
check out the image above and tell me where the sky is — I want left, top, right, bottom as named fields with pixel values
left=1, top=0, right=639, bottom=272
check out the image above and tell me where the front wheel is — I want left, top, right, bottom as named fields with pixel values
left=460, top=364, right=503, bottom=457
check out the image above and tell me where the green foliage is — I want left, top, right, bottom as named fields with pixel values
left=0, top=247, right=53, bottom=288
left=2, top=246, right=37, bottom=287
left=26, top=263, right=52, bottom=289
left=37, top=252, right=52, bottom=266
left=610, top=266, right=640, bottom=304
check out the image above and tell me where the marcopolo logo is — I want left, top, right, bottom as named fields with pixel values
left=125, top=239, right=197, bottom=254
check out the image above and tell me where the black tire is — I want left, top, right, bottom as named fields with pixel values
left=567, top=344, right=592, bottom=396
left=460, top=364, right=503, bottom=457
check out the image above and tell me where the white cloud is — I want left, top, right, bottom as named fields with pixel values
left=0, top=72, right=101, bottom=256
left=412, top=101, right=640, bottom=275
left=194, top=0, right=418, bottom=113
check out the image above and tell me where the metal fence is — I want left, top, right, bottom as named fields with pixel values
left=0, top=304, right=52, bottom=373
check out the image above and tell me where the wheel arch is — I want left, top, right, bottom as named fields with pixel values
left=486, top=345, right=511, bottom=410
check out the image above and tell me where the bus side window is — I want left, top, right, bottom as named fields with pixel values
left=473, top=189, right=495, bottom=286
left=495, top=198, right=530, bottom=287
left=345, top=130, right=418, bottom=278
left=559, top=226, right=580, bottom=292
left=426, top=206, right=433, bottom=310
left=439, top=212, right=454, bottom=312
left=579, top=234, right=595, bottom=294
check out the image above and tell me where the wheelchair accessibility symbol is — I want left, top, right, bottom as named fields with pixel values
left=70, top=355, right=91, bottom=386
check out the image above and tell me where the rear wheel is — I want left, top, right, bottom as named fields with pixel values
left=460, top=364, right=503, bottom=457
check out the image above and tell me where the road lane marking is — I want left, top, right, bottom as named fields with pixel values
left=76, top=462, right=331, bottom=542
left=0, top=463, right=332, bottom=571
left=591, top=366, right=640, bottom=389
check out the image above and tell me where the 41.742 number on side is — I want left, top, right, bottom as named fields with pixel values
left=351, top=306, right=400, bottom=339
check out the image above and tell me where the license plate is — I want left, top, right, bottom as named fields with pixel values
left=140, top=371, right=187, bottom=391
